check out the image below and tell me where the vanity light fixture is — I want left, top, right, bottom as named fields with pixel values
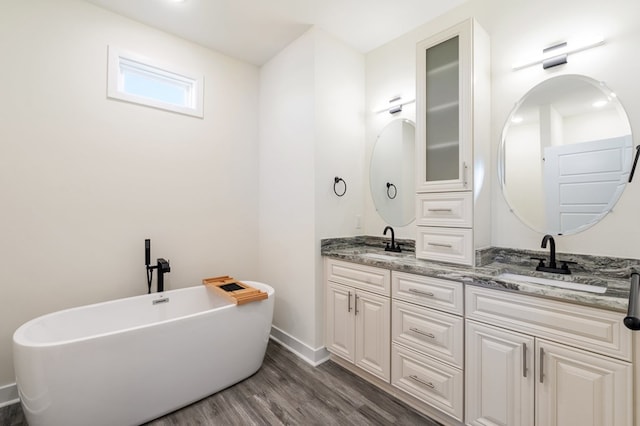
left=374, top=95, right=416, bottom=114
left=512, top=35, right=605, bottom=71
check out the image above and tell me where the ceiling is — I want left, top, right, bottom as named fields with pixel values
left=84, top=0, right=468, bottom=65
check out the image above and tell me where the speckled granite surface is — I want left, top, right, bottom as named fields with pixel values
left=321, top=237, right=639, bottom=313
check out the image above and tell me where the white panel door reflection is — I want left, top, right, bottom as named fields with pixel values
left=543, top=135, right=632, bottom=234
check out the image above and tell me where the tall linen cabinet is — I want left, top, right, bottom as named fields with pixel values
left=415, top=19, right=490, bottom=266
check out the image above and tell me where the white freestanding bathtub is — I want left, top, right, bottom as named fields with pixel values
left=13, top=281, right=274, bottom=426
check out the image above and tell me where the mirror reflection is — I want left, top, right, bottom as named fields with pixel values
left=370, top=119, right=416, bottom=226
left=500, top=74, right=633, bottom=235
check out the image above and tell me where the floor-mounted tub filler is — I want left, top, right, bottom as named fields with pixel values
left=13, top=281, right=275, bottom=426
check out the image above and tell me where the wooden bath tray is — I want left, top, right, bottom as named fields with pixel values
left=202, top=276, right=268, bottom=305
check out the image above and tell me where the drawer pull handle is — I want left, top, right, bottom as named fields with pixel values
left=539, top=347, right=545, bottom=383
left=408, top=288, right=434, bottom=297
left=348, top=291, right=352, bottom=313
left=409, top=375, right=435, bottom=389
left=354, top=294, right=359, bottom=316
left=522, top=343, right=527, bottom=378
left=428, top=242, right=453, bottom=248
left=427, top=208, right=453, bottom=212
left=410, top=327, right=435, bottom=339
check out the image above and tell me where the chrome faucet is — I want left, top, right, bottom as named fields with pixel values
left=383, top=226, right=401, bottom=252
left=532, top=234, right=574, bottom=275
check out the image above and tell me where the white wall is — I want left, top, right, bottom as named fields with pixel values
left=0, top=0, right=259, bottom=387
left=364, top=0, right=640, bottom=258
left=259, top=28, right=364, bottom=354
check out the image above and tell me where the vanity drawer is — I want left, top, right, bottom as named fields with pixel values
left=392, top=343, right=463, bottom=421
left=392, top=300, right=463, bottom=368
left=325, top=258, right=390, bottom=296
left=392, top=271, right=463, bottom=315
left=416, top=192, right=473, bottom=228
left=466, top=285, right=633, bottom=361
left=416, top=227, right=473, bottom=266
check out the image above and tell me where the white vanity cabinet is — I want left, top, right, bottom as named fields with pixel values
left=415, top=18, right=490, bottom=266
left=324, top=258, right=391, bottom=381
left=323, top=256, right=637, bottom=426
left=465, top=286, right=633, bottom=426
left=390, top=271, right=465, bottom=421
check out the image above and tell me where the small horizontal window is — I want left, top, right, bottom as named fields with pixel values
left=107, top=46, right=204, bottom=118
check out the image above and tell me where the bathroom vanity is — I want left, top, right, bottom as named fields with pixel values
left=349, top=12, right=640, bottom=425
left=322, top=239, right=638, bottom=426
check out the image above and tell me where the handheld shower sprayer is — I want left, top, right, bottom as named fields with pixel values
left=145, top=239, right=153, bottom=294
left=145, top=239, right=151, bottom=267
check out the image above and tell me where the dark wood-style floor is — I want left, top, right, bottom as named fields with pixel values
left=1, top=340, right=440, bottom=425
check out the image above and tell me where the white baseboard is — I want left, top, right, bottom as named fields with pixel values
left=269, top=326, right=330, bottom=367
left=0, top=383, right=19, bottom=408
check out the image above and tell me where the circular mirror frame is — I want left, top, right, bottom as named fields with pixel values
left=499, top=74, right=633, bottom=235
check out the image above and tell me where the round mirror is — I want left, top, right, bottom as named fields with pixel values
left=500, top=74, right=633, bottom=235
left=370, top=119, right=416, bottom=226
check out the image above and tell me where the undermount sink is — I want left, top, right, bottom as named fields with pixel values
left=361, top=252, right=405, bottom=261
left=497, top=272, right=607, bottom=294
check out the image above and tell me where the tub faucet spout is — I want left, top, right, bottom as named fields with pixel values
left=156, top=258, right=171, bottom=293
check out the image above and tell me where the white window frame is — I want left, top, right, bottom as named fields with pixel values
left=107, top=46, right=204, bottom=118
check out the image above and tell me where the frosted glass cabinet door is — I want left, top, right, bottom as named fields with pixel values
left=416, top=20, right=473, bottom=192
left=425, top=36, right=459, bottom=182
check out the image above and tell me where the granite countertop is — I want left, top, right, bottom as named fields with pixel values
left=322, top=237, right=636, bottom=313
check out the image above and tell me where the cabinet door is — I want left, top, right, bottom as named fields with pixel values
left=536, top=339, right=632, bottom=426
left=325, top=282, right=355, bottom=363
left=466, top=320, right=535, bottom=426
left=355, top=290, right=390, bottom=381
left=416, top=19, right=473, bottom=192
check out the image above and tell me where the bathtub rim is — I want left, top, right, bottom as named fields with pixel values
left=13, top=280, right=274, bottom=348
